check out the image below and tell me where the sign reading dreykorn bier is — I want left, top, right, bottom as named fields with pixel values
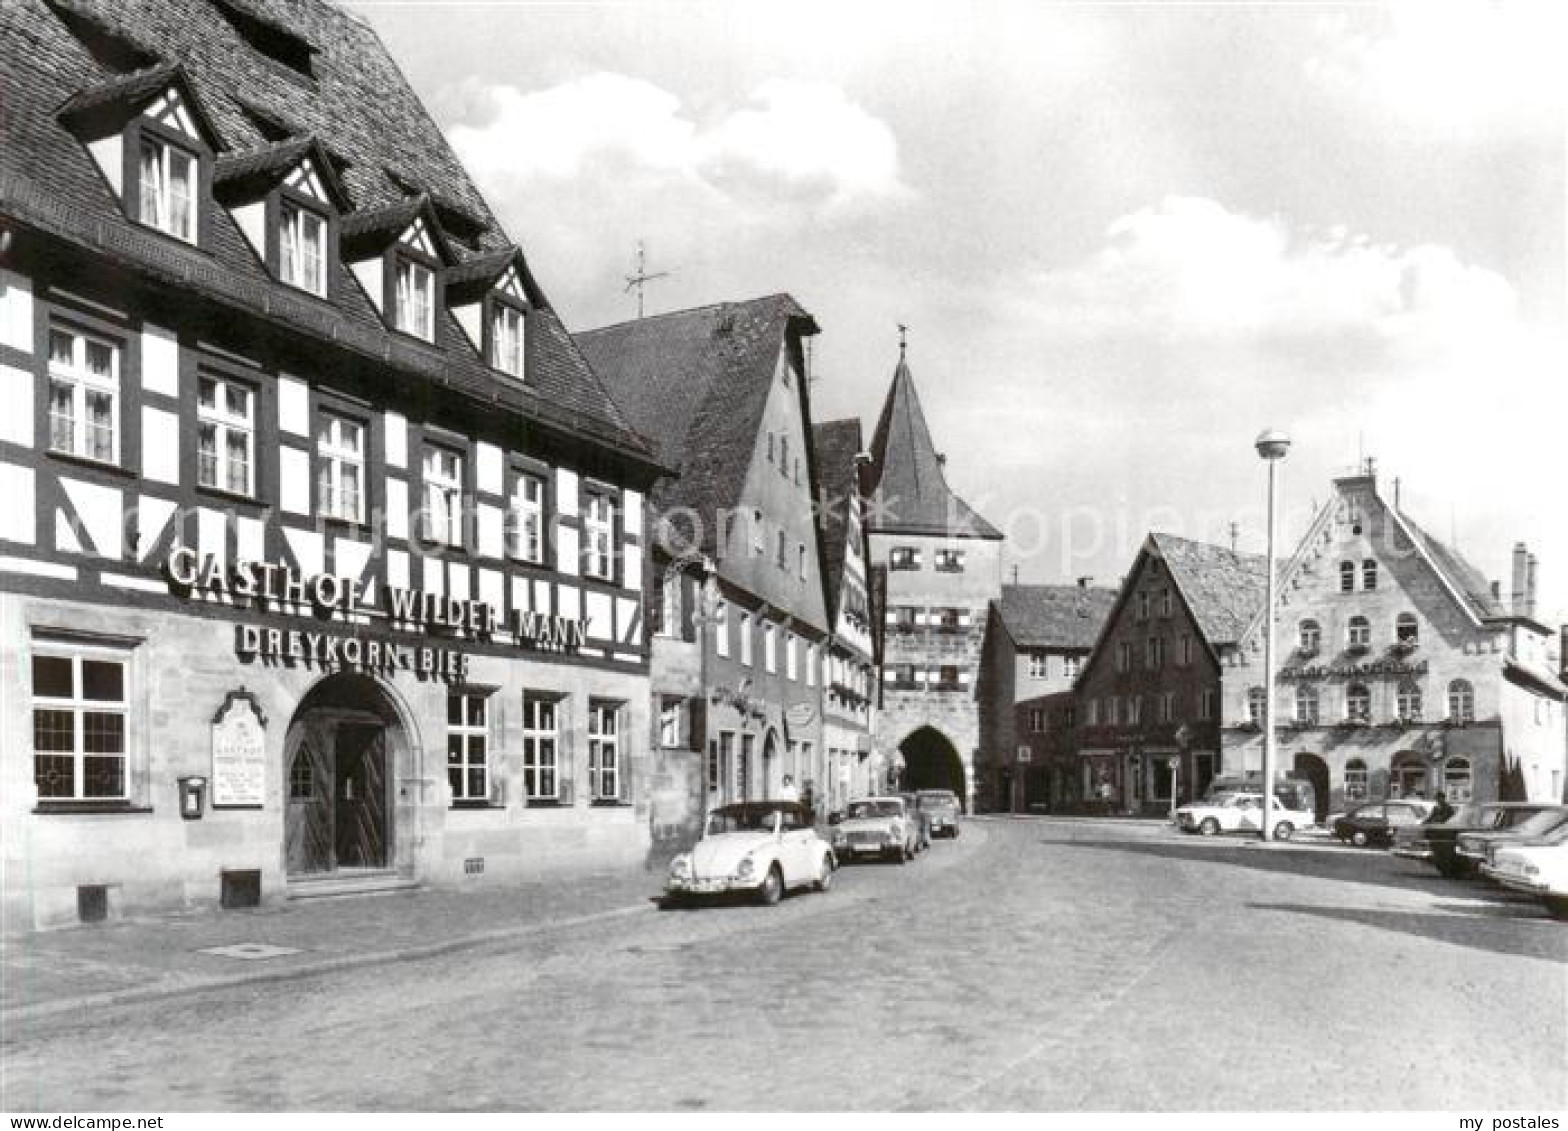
left=165, top=547, right=591, bottom=648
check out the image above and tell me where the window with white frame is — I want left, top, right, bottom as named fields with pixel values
left=423, top=447, right=465, bottom=546
left=394, top=257, right=434, bottom=340
left=490, top=301, right=525, bottom=378
left=1344, top=758, right=1368, bottom=801
left=1299, top=619, right=1321, bottom=652
left=447, top=691, right=489, bottom=803
left=1146, top=637, right=1165, bottom=669
left=1106, top=697, right=1120, bottom=725
left=785, top=633, right=798, bottom=680
left=1138, top=592, right=1150, bottom=620
left=1339, top=561, right=1355, bottom=592
left=316, top=412, right=365, bottom=522
left=1128, top=696, right=1143, bottom=724
left=1029, top=707, right=1046, bottom=733
left=1448, top=679, right=1475, bottom=723
left=1159, top=691, right=1175, bottom=723
left=1247, top=686, right=1266, bottom=726
left=1116, top=642, right=1132, bottom=672
left=751, top=509, right=765, bottom=556
left=1347, top=616, right=1371, bottom=649
left=588, top=700, right=622, bottom=801
left=1296, top=684, right=1320, bottom=725
left=1063, top=655, right=1081, bottom=680
left=1345, top=682, right=1371, bottom=722
left=506, top=472, right=545, bottom=563
left=714, top=601, right=730, bottom=658
left=935, top=548, right=965, bottom=573
left=521, top=693, right=559, bottom=801
left=582, top=490, right=616, bottom=580
left=32, top=646, right=129, bottom=800
left=1179, top=635, right=1194, bottom=666
left=1200, top=689, right=1216, bottom=720
left=47, top=324, right=119, bottom=463
left=138, top=135, right=196, bottom=242
left=1159, top=589, right=1172, bottom=617
left=739, top=612, right=753, bottom=666
left=1028, top=651, right=1047, bottom=679
left=764, top=622, right=777, bottom=674
left=806, top=644, right=816, bottom=687
left=279, top=200, right=326, bottom=296
left=197, top=374, right=254, bottom=495
left=1362, top=558, right=1378, bottom=590
left=1397, top=679, right=1423, bottom=721
left=890, top=546, right=919, bottom=571
left=658, top=697, right=685, bottom=748
left=1086, top=698, right=1099, bottom=726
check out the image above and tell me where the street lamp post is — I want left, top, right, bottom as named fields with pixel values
left=1254, top=429, right=1291, bottom=843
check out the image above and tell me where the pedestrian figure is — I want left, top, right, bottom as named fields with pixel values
left=1428, top=791, right=1455, bottom=824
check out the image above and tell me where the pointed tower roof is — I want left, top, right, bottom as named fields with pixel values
left=865, top=350, right=1001, bottom=539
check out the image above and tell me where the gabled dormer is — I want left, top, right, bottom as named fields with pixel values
left=215, top=137, right=351, bottom=300
left=339, top=196, right=456, bottom=344
left=58, top=63, right=226, bottom=247
left=445, top=247, right=546, bottom=382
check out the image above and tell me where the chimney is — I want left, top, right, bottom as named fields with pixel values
left=1511, top=543, right=1529, bottom=615
left=1525, top=554, right=1538, bottom=619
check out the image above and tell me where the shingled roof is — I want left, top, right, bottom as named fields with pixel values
left=1396, top=514, right=1509, bottom=621
left=994, top=584, right=1118, bottom=650
left=813, top=418, right=866, bottom=621
left=1150, top=533, right=1270, bottom=647
left=865, top=353, right=1000, bottom=539
left=576, top=295, right=820, bottom=553
left=1, top=0, right=652, bottom=463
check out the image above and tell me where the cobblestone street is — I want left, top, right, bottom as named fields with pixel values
left=3, top=817, right=1564, bottom=1112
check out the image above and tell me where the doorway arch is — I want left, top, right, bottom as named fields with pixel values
left=898, top=726, right=966, bottom=806
left=1292, top=752, right=1330, bottom=823
left=283, top=673, right=413, bottom=877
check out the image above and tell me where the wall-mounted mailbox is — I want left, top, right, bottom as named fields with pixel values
left=178, top=775, right=208, bottom=820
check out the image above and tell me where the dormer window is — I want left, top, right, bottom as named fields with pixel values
left=395, top=257, right=435, bottom=341
left=138, top=134, right=197, bottom=242
left=279, top=200, right=326, bottom=296
left=491, top=301, right=525, bottom=378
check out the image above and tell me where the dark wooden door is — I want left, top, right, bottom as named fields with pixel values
left=334, top=723, right=387, bottom=869
left=285, top=724, right=334, bottom=875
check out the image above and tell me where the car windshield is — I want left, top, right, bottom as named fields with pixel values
left=918, top=795, right=957, bottom=810
left=1508, top=809, right=1568, bottom=837
left=846, top=800, right=902, bottom=820
left=705, top=807, right=795, bottom=835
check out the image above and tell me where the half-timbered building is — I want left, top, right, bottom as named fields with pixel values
left=0, top=0, right=664, bottom=931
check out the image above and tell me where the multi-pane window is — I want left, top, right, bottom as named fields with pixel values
left=583, top=491, right=615, bottom=580
left=1158, top=692, right=1175, bottom=723
left=1444, top=757, right=1473, bottom=802
left=1362, top=559, right=1378, bottom=590
left=1448, top=679, right=1475, bottom=723
left=1029, top=708, right=1046, bottom=733
left=1344, top=758, right=1369, bottom=801
left=1345, top=683, right=1371, bottom=723
left=138, top=135, right=195, bottom=242
left=935, top=549, right=965, bottom=573
left=48, top=325, right=119, bottom=463
left=1397, top=679, right=1423, bottom=720
left=1062, top=656, right=1081, bottom=680
left=316, top=412, right=364, bottom=522
left=394, top=257, right=434, bottom=340
left=197, top=375, right=254, bottom=495
left=423, top=447, right=465, bottom=547
left=1116, top=642, right=1132, bottom=672
left=890, top=546, right=919, bottom=571
left=1028, top=651, right=1047, bottom=679
left=1138, top=592, right=1150, bottom=621
left=447, top=692, right=489, bottom=802
left=507, top=472, right=545, bottom=563
left=1159, top=589, right=1173, bottom=617
left=588, top=701, right=621, bottom=801
left=491, top=302, right=525, bottom=378
left=1299, top=619, right=1321, bottom=652
left=32, top=649, right=128, bottom=800
left=1179, top=635, right=1194, bottom=666
left=1395, top=613, right=1419, bottom=645
left=1247, top=686, right=1266, bottom=726
left=659, top=697, right=684, bottom=748
left=1347, top=616, right=1371, bottom=649
left=1127, top=696, right=1143, bottom=724
left=1296, top=685, right=1320, bottom=725
left=1146, top=637, right=1165, bottom=669
left=279, top=201, right=326, bottom=296
left=1339, top=561, right=1355, bottom=592
left=521, top=694, right=559, bottom=801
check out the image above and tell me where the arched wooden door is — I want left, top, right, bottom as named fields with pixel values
left=285, top=720, right=334, bottom=875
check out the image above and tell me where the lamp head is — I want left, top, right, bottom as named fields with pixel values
left=1255, top=429, right=1291, bottom=461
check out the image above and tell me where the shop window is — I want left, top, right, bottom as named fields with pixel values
left=1299, top=619, right=1321, bottom=653
left=1345, top=683, right=1371, bottom=723
left=447, top=691, right=490, bottom=804
left=506, top=472, right=546, bottom=563
left=279, top=200, right=327, bottom=296
left=490, top=300, right=525, bottom=378
left=1396, top=679, right=1423, bottom=721
left=393, top=256, right=435, bottom=341
left=1362, top=559, right=1378, bottom=591
left=1447, top=679, right=1475, bottom=723
left=316, top=412, right=365, bottom=523
left=521, top=693, right=559, bottom=801
left=1344, top=758, right=1368, bottom=802
left=1339, top=561, right=1355, bottom=592
left=1295, top=685, right=1320, bottom=725
left=1395, top=613, right=1419, bottom=646
left=1347, top=616, right=1371, bottom=650
left=138, top=134, right=197, bottom=242
left=582, top=489, right=616, bottom=580
left=1390, top=757, right=1427, bottom=799
left=1443, top=757, right=1473, bottom=803
left=423, top=446, right=465, bottom=547
left=48, top=323, right=120, bottom=464
left=1247, top=686, right=1266, bottom=726
left=1028, top=651, right=1047, bottom=679
left=31, top=646, right=129, bottom=801
left=197, top=374, right=254, bottom=495
left=588, top=701, right=622, bottom=802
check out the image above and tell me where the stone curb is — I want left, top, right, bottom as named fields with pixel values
left=4, top=899, right=653, bottom=1025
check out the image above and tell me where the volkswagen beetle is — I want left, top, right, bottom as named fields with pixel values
left=665, top=801, right=835, bottom=906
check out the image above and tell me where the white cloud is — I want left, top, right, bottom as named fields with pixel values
left=1305, top=1, right=1568, bottom=140
left=447, top=72, right=908, bottom=213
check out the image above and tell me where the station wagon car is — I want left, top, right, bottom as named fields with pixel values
left=1174, top=791, right=1314, bottom=840
left=665, top=801, right=835, bottom=906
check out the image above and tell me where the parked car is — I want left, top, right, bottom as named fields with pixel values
left=1482, top=822, right=1568, bottom=918
left=1331, top=799, right=1436, bottom=847
left=899, top=793, right=932, bottom=852
left=916, top=789, right=962, bottom=838
left=1174, top=791, right=1314, bottom=840
left=665, top=801, right=835, bottom=906
left=831, top=796, right=921, bottom=863
left=1456, top=805, right=1568, bottom=867
left=1392, top=802, right=1560, bottom=878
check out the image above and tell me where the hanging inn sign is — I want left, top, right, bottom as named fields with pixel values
left=165, top=547, right=591, bottom=682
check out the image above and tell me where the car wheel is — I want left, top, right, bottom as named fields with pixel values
left=1351, top=830, right=1368, bottom=847
left=1272, top=822, right=1295, bottom=842
left=1199, top=818, right=1220, bottom=837
left=1543, top=895, right=1568, bottom=920
left=757, top=864, right=783, bottom=906
left=815, top=856, right=834, bottom=893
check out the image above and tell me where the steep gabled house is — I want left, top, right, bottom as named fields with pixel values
left=0, top=0, right=666, bottom=931
left=1075, top=535, right=1267, bottom=815
left=976, top=581, right=1116, bottom=813
left=1225, top=470, right=1567, bottom=816
left=578, top=295, right=831, bottom=833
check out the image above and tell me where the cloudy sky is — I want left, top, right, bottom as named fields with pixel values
left=354, top=0, right=1566, bottom=622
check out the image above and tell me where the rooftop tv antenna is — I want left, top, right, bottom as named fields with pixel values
left=623, top=241, right=670, bottom=319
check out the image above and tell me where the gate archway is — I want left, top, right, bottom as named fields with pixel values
left=1292, top=752, right=1330, bottom=823
left=898, top=727, right=966, bottom=807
